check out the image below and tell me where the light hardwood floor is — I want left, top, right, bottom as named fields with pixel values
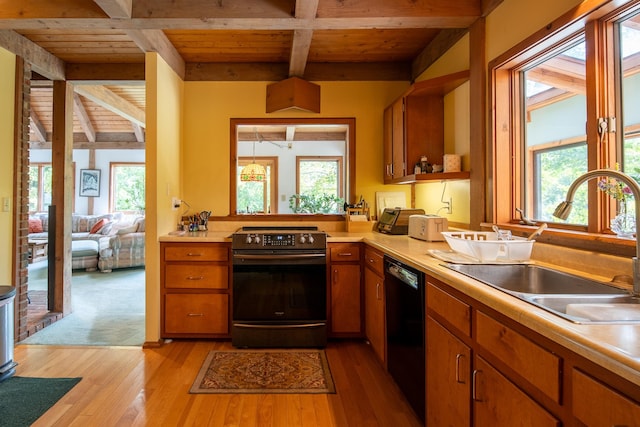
left=14, top=340, right=422, bottom=427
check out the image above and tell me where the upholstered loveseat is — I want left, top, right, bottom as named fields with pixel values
left=28, top=212, right=145, bottom=272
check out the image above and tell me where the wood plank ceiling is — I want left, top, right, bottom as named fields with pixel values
left=0, top=0, right=499, bottom=147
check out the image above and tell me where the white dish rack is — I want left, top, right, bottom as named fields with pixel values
left=441, top=231, right=534, bottom=262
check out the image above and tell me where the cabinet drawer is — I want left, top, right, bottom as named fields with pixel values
left=330, top=243, right=360, bottom=262
left=165, top=264, right=228, bottom=289
left=364, top=246, right=384, bottom=276
left=427, top=281, right=471, bottom=337
left=164, top=244, right=228, bottom=262
left=476, top=311, right=561, bottom=403
left=164, top=293, right=229, bottom=334
left=572, top=369, right=640, bottom=426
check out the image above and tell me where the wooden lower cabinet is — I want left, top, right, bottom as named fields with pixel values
left=328, top=243, right=362, bottom=337
left=425, top=276, right=562, bottom=426
left=473, top=356, right=559, bottom=427
left=572, top=369, right=640, bottom=426
left=364, top=246, right=385, bottom=364
left=330, top=263, right=362, bottom=335
left=426, top=315, right=471, bottom=426
left=161, top=242, right=231, bottom=338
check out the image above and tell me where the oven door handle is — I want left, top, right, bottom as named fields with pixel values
left=233, top=322, right=326, bottom=329
left=233, top=253, right=326, bottom=261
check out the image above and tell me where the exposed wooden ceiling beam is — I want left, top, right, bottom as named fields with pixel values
left=125, top=29, right=185, bottom=79
left=0, top=17, right=478, bottom=31
left=74, top=84, right=145, bottom=127
left=527, top=67, right=586, bottom=94
left=93, top=0, right=132, bottom=19
left=29, top=111, right=47, bottom=143
left=412, top=28, right=468, bottom=80
left=0, top=30, right=65, bottom=80
left=289, top=0, right=319, bottom=77
left=132, top=122, right=145, bottom=142
left=30, top=133, right=145, bottom=149
left=238, top=131, right=347, bottom=141
left=73, top=92, right=97, bottom=143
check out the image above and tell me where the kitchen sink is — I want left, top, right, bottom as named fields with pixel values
left=445, top=264, right=625, bottom=296
left=525, top=295, right=640, bottom=323
left=444, top=263, right=638, bottom=323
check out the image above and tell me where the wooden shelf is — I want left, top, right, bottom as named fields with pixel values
left=390, top=171, right=470, bottom=184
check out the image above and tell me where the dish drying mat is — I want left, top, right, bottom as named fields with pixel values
left=427, top=249, right=533, bottom=265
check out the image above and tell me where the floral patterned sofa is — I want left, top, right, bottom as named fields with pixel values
left=28, top=212, right=145, bottom=272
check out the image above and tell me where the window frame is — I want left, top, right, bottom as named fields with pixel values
left=237, top=156, right=278, bottom=213
left=490, top=0, right=640, bottom=253
left=229, top=117, right=356, bottom=220
left=109, top=162, right=145, bottom=214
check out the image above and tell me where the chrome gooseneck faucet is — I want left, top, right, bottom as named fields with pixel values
left=553, top=169, right=640, bottom=297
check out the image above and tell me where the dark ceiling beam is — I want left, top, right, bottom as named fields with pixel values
left=411, top=28, right=468, bottom=81
left=185, top=61, right=410, bottom=81
left=0, top=30, right=65, bottom=80
left=66, top=63, right=145, bottom=82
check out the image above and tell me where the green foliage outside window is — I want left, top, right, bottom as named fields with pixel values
left=113, top=165, right=145, bottom=212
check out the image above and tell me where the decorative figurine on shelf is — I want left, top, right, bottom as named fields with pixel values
left=420, top=155, right=432, bottom=173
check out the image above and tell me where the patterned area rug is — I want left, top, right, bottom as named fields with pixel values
left=190, top=350, right=335, bottom=394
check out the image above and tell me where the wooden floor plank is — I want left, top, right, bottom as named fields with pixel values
left=15, top=340, right=421, bottom=427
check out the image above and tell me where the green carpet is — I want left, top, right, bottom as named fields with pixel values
left=0, top=376, right=81, bottom=426
left=21, top=263, right=145, bottom=346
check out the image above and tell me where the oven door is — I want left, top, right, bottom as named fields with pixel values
left=232, top=252, right=326, bottom=321
left=232, top=251, right=327, bottom=348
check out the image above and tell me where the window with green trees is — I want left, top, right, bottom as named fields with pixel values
left=111, top=163, right=145, bottom=213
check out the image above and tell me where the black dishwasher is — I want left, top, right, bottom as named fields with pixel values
left=384, top=256, right=425, bottom=422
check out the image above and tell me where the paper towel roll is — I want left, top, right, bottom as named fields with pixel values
left=444, top=154, right=461, bottom=172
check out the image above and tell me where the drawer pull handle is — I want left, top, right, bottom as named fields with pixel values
left=472, top=369, right=482, bottom=402
left=455, top=354, right=466, bottom=383
left=338, top=252, right=352, bottom=256
left=187, top=313, right=204, bottom=317
left=186, top=276, right=204, bottom=280
left=186, top=252, right=202, bottom=257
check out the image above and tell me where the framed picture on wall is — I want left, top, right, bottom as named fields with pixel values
left=79, top=169, right=101, bottom=197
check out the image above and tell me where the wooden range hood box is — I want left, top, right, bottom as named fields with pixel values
left=266, top=77, right=320, bottom=113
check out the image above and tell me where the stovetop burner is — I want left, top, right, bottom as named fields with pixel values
left=236, top=225, right=319, bottom=232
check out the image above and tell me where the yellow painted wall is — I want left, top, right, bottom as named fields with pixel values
left=181, top=81, right=410, bottom=216
left=145, top=52, right=184, bottom=343
left=0, top=48, right=15, bottom=284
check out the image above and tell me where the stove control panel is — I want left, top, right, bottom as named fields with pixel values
left=232, top=231, right=326, bottom=249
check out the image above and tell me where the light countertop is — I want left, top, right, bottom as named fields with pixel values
left=160, top=229, right=640, bottom=386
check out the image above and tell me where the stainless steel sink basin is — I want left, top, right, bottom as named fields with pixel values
left=445, top=264, right=625, bottom=296
left=444, top=264, right=636, bottom=323
left=525, top=295, right=640, bottom=324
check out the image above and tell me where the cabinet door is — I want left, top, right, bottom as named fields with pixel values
left=391, top=98, right=405, bottom=179
left=572, top=369, right=640, bottom=426
left=330, top=264, right=362, bottom=334
left=426, top=316, right=471, bottom=427
left=364, top=267, right=385, bottom=363
left=383, top=98, right=405, bottom=182
left=473, top=356, right=560, bottom=427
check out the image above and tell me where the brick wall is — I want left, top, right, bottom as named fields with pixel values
left=14, top=59, right=31, bottom=343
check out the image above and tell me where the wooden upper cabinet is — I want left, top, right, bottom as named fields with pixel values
left=383, top=70, right=471, bottom=184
